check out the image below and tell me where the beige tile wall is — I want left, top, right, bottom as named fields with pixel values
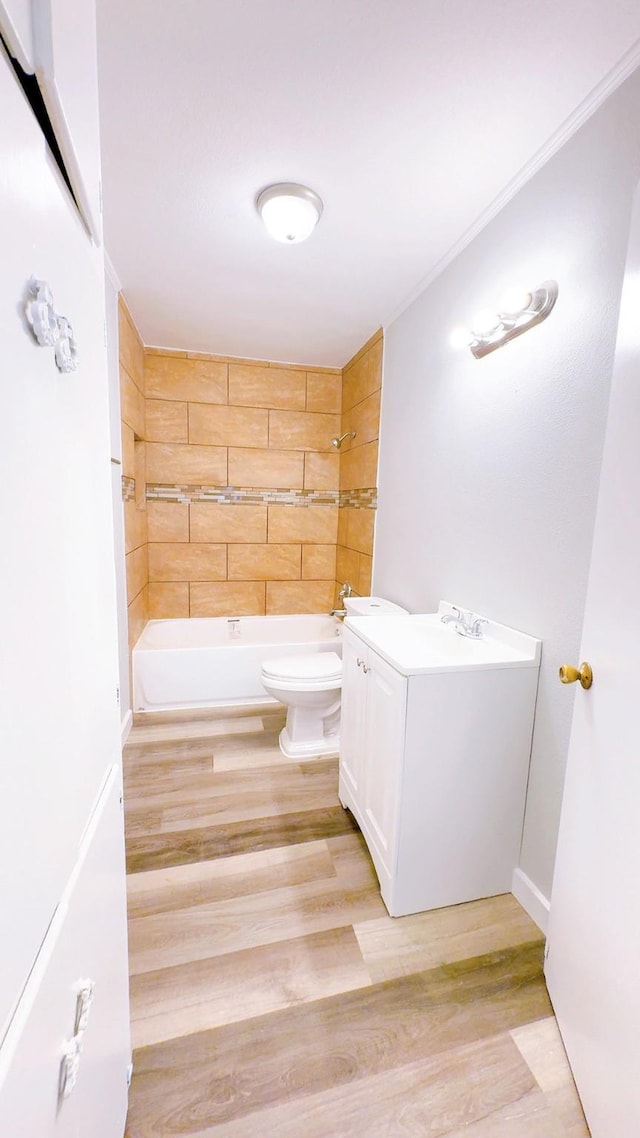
left=143, top=349, right=341, bottom=618
left=119, top=298, right=148, bottom=649
left=335, top=329, right=383, bottom=600
left=119, top=309, right=383, bottom=636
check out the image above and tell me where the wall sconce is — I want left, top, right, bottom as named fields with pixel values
left=451, top=281, right=558, bottom=359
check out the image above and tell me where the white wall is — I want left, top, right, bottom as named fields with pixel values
left=375, top=67, right=640, bottom=904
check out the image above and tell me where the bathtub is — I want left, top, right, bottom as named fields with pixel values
left=132, top=614, right=343, bottom=711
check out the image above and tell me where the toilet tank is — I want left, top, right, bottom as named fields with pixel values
left=343, top=596, right=409, bottom=616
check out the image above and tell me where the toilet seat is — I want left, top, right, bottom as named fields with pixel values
left=262, top=651, right=342, bottom=684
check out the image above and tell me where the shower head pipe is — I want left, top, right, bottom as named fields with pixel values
left=331, top=431, right=357, bottom=449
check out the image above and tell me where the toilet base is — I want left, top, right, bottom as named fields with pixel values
left=278, top=725, right=340, bottom=759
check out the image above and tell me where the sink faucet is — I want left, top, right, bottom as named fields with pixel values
left=441, top=607, right=487, bottom=639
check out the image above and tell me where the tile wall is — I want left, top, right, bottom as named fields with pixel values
left=119, top=311, right=382, bottom=633
left=143, top=349, right=342, bottom=617
left=119, top=298, right=148, bottom=648
left=335, top=329, right=382, bottom=600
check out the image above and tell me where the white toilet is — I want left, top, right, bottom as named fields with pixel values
left=261, top=596, right=408, bottom=759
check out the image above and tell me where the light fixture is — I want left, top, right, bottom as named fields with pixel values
left=452, top=281, right=558, bottom=359
left=256, top=183, right=323, bottom=244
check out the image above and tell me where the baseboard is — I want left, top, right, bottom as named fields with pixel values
left=120, top=709, right=133, bottom=746
left=512, top=867, right=550, bottom=934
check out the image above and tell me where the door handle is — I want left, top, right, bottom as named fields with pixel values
left=559, top=662, right=593, bottom=689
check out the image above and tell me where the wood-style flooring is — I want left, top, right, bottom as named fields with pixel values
left=123, top=705, right=589, bottom=1137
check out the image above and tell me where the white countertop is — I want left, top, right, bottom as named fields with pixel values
left=344, top=610, right=541, bottom=677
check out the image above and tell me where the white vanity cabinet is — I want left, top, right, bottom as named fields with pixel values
left=338, top=608, right=541, bottom=917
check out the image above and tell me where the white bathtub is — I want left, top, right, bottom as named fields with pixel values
left=132, top=614, right=343, bottom=711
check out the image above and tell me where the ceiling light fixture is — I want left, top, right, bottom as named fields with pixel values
left=451, top=281, right=558, bottom=358
left=256, top=183, right=323, bottom=244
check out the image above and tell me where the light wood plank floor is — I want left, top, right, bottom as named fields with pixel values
left=123, top=707, right=589, bottom=1137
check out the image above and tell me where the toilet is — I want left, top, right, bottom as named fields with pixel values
left=261, top=596, right=408, bottom=759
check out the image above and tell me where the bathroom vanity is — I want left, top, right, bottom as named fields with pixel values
left=339, top=602, right=541, bottom=917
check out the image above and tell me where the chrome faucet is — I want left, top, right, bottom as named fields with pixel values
left=330, top=582, right=353, bottom=619
left=441, top=607, right=487, bottom=639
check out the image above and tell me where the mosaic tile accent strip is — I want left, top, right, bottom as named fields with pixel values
left=122, top=476, right=136, bottom=501
left=145, top=484, right=377, bottom=508
left=339, top=488, right=377, bottom=509
left=145, top=484, right=338, bottom=507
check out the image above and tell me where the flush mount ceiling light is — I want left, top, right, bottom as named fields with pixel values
left=256, top=183, right=323, bottom=244
left=450, top=281, right=558, bottom=358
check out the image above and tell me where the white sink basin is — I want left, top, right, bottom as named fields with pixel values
left=344, top=606, right=540, bottom=676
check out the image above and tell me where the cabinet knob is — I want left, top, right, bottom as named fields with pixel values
left=362, top=663, right=370, bottom=674
left=357, top=657, right=364, bottom=668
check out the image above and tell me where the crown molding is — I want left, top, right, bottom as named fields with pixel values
left=386, top=37, right=640, bottom=329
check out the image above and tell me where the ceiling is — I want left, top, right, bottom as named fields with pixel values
left=97, top=1, right=640, bottom=368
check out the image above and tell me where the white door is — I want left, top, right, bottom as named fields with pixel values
left=545, top=184, right=640, bottom=1134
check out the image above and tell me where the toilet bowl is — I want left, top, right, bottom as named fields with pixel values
left=261, top=596, right=408, bottom=759
left=261, top=651, right=343, bottom=758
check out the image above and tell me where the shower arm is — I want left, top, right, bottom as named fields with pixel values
left=331, top=431, right=357, bottom=449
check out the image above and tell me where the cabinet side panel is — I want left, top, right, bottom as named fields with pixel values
left=394, top=667, right=538, bottom=915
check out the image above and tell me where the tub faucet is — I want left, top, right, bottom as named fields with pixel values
left=441, top=607, right=487, bottom=639
left=330, top=582, right=353, bottom=620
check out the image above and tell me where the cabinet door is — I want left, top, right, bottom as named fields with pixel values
left=362, top=652, right=406, bottom=876
left=338, top=632, right=367, bottom=800
left=0, top=0, right=34, bottom=70
left=0, top=768, right=130, bottom=1138
left=32, top=0, right=103, bottom=240
left=0, top=48, right=120, bottom=1040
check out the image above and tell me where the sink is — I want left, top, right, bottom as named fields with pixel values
left=344, top=603, right=540, bottom=676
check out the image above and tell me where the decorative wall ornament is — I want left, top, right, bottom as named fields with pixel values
left=54, top=316, right=79, bottom=373
left=25, top=276, right=79, bottom=371
left=25, top=277, right=58, bottom=346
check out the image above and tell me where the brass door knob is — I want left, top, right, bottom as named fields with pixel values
left=559, top=662, right=593, bottom=689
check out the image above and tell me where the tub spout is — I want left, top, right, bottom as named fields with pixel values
left=330, top=608, right=347, bottom=619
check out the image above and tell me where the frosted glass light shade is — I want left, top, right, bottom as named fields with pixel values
left=472, top=309, right=502, bottom=336
left=257, top=183, right=323, bottom=244
left=499, top=287, right=533, bottom=315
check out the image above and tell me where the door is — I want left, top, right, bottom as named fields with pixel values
left=545, top=184, right=640, bottom=1134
